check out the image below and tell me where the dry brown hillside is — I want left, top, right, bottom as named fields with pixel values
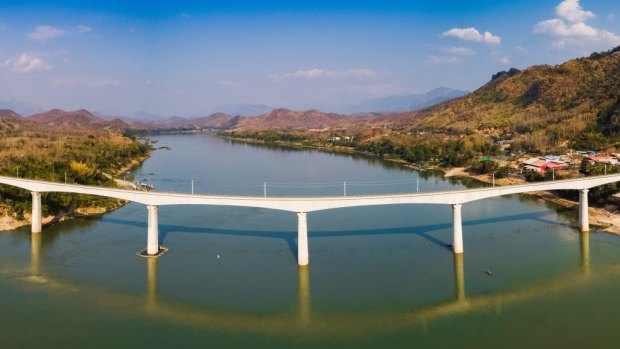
left=385, top=46, right=620, bottom=151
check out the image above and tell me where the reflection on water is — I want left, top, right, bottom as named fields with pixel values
left=298, top=266, right=311, bottom=325
left=453, top=254, right=465, bottom=302
left=147, top=257, right=158, bottom=309
left=12, top=229, right=603, bottom=340
left=580, top=231, right=590, bottom=277
left=31, top=233, right=41, bottom=276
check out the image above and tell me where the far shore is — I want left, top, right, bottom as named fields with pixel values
left=223, top=134, right=620, bottom=235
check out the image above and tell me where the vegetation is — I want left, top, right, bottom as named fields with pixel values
left=385, top=47, right=620, bottom=153
left=0, top=120, right=151, bottom=220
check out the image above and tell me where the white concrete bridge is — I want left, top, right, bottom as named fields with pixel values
left=1, top=174, right=619, bottom=265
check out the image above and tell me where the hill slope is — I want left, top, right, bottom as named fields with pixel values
left=27, top=109, right=129, bottom=130
left=386, top=46, right=620, bottom=151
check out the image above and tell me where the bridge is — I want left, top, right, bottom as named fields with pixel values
left=1, top=174, right=619, bottom=265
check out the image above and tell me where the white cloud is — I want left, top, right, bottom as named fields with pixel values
left=441, top=46, right=476, bottom=56
left=76, top=25, right=93, bottom=33
left=534, top=19, right=597, bottom=37
left=217, top=80, right=240, bottom=88
left=555, top=0, right=594, bottom=23
left=499, top=57, right=512, bottom=65
left=12, top=54, right=52, bottom=73
left=28, top=26, right=66, bottom=41
left=272, top=68, right=377, bottom=81
left=533, top=1, right=620, bottom=49
left=424, top=55, right=463, bottom=65
left=442, top=27, right=501, bottom=45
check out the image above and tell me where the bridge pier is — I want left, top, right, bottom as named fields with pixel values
left=297, top=212, right=309, bottom=266
left=452, top=203, right=463, bottom=254
left=579, top=189, right=589, bottom=232
left=147, top=205, right=159, bottom=255
left=31, top=191, right=42, bottom=233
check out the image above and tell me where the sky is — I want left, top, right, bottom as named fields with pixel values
left=0, top=0, right=619, bottom=117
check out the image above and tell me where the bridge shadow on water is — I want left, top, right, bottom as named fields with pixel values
left=100, top=209, right=565, bottom=260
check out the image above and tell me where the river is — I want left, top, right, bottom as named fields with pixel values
left=1, top=134, right=620, bottom=348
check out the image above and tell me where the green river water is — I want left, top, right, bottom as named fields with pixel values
left=1, top=134, right=620, bottom=348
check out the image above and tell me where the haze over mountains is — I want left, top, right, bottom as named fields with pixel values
left=0, top=86, right=467, bottom=131
left=334, top=87, right=468, bottom=114
left=4, top=44, right=620, bottom=147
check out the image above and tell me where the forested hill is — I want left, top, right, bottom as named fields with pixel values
left=385, top=46, right=620, bottom=151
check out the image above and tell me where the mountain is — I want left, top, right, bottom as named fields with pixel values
left=27, top=108, right=129, bottom=130
left=128, top=112, right=234, bottom=129
left=381, top=46, right=620, bottom=150
left=0, top=109, right=22, bottom=120
left=0, top=99, right=42, bottom=116
left=126, top=109, right=352, bottom=131
left=189, top=113, right=234, bottom=129
left=232, top=108, right=354, bottom=130
left=336, top=87, right=468, bottom=114
left=213, top=104, right=274, bottom=116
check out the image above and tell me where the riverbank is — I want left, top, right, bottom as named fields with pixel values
left=0, top=150, right=151, bottom=232
left=223, top=133, right=620, bottom=235
left=444, top=168, right=620, bottom=235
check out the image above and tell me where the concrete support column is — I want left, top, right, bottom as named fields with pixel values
left=147, top=205, right=159, bottom=255
left=452, top=203, right=463, bottom=254
left=297, top=212, right=309, bottom=266
left=579, top=189, right=589, bottom=232
left=31, top=191, right=42, bottom=233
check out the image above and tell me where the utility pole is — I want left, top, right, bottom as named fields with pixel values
left=416, top=178, right=419, bottom=193
left=344, top=181, right=347, bottom=196
left=492, top=172, right=495, bottom=187
left=264, top=182, right=267, bottom=197
left=191, top=180, right=194, bottom=194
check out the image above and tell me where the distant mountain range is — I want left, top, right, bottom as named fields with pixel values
left=26, top=108, right=128, bottom=130
left=0, top=87, right=467, bottom=132
left=332, top=87, right=468, bottom=114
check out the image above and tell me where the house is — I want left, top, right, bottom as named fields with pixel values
left=541, top=155, right=561, bottom=161
left=585, top=156, right=618, bottom=165
left=522, top=157, right=568, bottom=172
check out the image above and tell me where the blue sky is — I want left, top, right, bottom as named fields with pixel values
left=0, top=0, right=619, bottom=116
